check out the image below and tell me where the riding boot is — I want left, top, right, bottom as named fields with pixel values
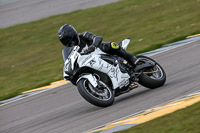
left=117, top=48, right=139, bottom=68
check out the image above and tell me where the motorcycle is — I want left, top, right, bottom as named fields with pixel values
left=62, top=38, right=166, bottom=107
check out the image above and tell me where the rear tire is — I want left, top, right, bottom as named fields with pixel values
left=136, top=55, right=166, bottom=89
left=77, top=79, right=114, bottom=107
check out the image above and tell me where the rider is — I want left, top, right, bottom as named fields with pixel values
left=58, top=24, right=139, bottom=68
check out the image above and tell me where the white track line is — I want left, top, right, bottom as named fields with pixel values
left=0, top=83, right=68, bottom=107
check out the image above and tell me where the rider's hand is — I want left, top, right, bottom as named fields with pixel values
left=82, top=32, right=103, bottom=47
left=93, top=36, right=103, bottom=47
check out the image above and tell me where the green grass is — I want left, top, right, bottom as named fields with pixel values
left=116, top=101, right=200, bottom=133
left=0, top=0, right=200, bottom=101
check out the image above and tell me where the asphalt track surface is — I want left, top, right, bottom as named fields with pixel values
left=1, top=39, right=200, bottom=133
left=0, top=0, right=119, bottom=28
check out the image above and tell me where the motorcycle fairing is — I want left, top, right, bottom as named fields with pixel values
left=120, top=38, right=130, bottom=50
left=78, top=48, right=130, bottom=89
left=63, top=46, right=80, bottom=79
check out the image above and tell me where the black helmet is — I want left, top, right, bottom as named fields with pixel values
left=58, top=24, right=80, bottom=47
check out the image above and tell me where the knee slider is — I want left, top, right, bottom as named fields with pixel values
left=111, top=42, right=120, bottom=49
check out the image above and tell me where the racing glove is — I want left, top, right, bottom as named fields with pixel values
left=83, top=32, right=103, bottom=47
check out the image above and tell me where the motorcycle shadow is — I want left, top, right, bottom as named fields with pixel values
left=114, top=83, right=169, bottom=105
left=115, top=88, right=150, bottom=104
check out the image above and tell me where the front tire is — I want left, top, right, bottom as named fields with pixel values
left=77, top=79, right=114, bottom=107
left=136, top=55, right=166, bottom=89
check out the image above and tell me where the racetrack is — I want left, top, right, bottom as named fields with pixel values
left=0, top=0, right=119, bottom=28
left=0, top=39, right=200, bottom=133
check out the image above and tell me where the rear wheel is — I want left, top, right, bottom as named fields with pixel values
left=136, top=55, right=166, bottom=89
left=77, top=79, right=114, bottom=107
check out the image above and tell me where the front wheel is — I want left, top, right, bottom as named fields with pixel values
left=77, top=79, right=114, bottom=107
left=136, top=55, right=166, bottom=89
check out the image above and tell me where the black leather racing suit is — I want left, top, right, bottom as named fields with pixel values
left=78, top=32, right=138, bottom=67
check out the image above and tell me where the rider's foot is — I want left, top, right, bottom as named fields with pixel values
left=129, top=56, right=139, bottom=68
left=117, top=48, right=139, bottom=68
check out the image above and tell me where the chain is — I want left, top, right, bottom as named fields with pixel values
left=134, top=66, right=159, bottom=74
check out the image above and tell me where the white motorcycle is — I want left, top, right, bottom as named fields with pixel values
left=62, top=39, right=166, bottom=107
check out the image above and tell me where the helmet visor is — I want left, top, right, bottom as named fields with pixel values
left=60, top=36, right=73, bottom=47
left=60, top=34, right=78, bottom=47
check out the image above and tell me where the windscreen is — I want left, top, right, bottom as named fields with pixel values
left=62, top=47, right=73, bottom=62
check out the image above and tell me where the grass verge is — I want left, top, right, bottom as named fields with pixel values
left=116, top=101, right=200, bottom=133
left=0, top=0, right=200, bottom=101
